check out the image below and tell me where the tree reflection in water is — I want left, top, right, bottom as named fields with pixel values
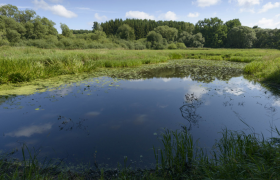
left=57, top=115, right=90, bottom=135
left=180, top=93, right=203, bottom=131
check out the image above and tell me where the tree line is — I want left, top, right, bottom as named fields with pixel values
left=96, top=18, right=280, bottom=49
left=0, top=4, right=280, bottom=50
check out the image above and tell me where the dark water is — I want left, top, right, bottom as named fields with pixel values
left=0, top=66, right=280, bottom=170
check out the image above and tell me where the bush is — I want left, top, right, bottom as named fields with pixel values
left=60, top=38, right=73, bottom=48
left=134, top=42, right=145, bottom=50
left=0, top=39, right=9, bottom=46
left=169, top=53, right=183, bottom=59
left=168, top=43, right=177, bottom=49
left=177, top=43, right=186, bottom=49
left=153, top=42, right=165, bottom=50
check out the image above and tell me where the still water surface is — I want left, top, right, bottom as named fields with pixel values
left=0, top=66, right=280, bottom=169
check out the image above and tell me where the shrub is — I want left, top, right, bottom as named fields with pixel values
left=169, top=53, right=183, bottom=59
left=168, top=43, right=177, bottom=49
left=176, top=43, right=186, bottom=49
left=134, top=42, right=145, bottom=50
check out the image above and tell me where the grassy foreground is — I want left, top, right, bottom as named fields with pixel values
left=0, top=46, right=280, bottom=86
left=2, top=127, right=280, bottom=180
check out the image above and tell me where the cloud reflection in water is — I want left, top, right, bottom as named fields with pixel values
left=6, top=123, right=52, bottom=137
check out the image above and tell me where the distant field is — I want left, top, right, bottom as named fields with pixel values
left=0, top=46, right=279, bottom=85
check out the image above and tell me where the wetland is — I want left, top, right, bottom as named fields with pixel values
left=1, top=48, right=280, bottom=179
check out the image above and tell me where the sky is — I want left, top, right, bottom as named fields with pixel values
left=1, top=0, right=280, bottom=33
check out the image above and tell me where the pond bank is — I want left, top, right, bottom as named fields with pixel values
left=2, top=127, right=280, bottom=179
left=0, top=47, right=279, bottom=88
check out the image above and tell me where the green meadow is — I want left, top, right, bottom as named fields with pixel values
left=0, top=46, right=280, bottom=88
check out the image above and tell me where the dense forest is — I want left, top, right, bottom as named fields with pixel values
left=1, top=4, right=280, bottom=50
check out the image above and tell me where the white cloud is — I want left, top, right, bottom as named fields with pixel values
left=130, top=79, right=144, bottom=82
left=240, top=8, right=255, bottom=13
left=236, top=0, right=260, bottom=13
left=276, top=14, right=280, bottom=18
left=182, top=77, right=192, bottom=81
left=272, top=99, right=280, bottom=107
left=237, top=0, right=260, bottom=7
left=259, top=2, right=280, bottom=13
left=125, top=11, right=155, bottom=20
left=159, top=11, right=177, bottom=20
left=94, top=13, right=107, bottom=21
left=125, top=11, right=177, bottom=21
left=48, top=0, right=63, bottom=3
left=188, top=12, right=200, bottom=17
left=224, top=87, right=244, bottom=95
left=195, top=0, right=220, bottom=7
left=162, top=78, right=171, bottom=82
left=257, top=18, right=280, bottom=28
left=0, top=3, right=6, bottom=7
left=245, top=81, right=262, bottom=91
left=33, top=0, right=77, bottom=18
left=187, top=85, right=208, bottom=99
left=6, top=124, right=52, bottom=137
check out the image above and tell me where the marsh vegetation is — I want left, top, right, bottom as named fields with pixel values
left=1, top=4, right=280, bottom=180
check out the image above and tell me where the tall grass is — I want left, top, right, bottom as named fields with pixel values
left=2, top=127, right=280, bottom=179
left=244, top=54, right=280, bottom=84
left=151, top=127, right=280, bottom=179
left=0, top=46, right=280, bottom=85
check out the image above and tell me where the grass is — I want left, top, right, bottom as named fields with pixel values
left=0, top=46, right=280, bottom=86
left=2, top=126, right=280, bottom=179
left=244, top=54, right=280, bottom=84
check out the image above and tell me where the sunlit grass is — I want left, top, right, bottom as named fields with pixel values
left=244, top=54, right=280, bottom=84
left=0, top=46, right=280, bottom=85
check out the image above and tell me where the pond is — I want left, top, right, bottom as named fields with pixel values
left=0, top=64, right=280, bottom=171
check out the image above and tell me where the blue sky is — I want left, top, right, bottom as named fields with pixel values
left=1, top=0, right=280, bottom=33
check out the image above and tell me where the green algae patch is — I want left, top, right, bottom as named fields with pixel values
left=0, top=59, right=247, bottom=97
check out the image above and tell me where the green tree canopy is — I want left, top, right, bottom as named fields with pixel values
left=178, top=31, right=205, bottom=48
left=195, top=17, right=227, bottom=48
left=60, top=23, right=72, bottom=37
left=227, top=26, right=256, bottom=48
left=88, top=30, right=106, bottom=40
left=146, top=31, right=165, bottom=49
left=154, top=25, right=178, bottom=42
left=0, top=15, right=26, bottom=42
left=0, top=4, right=19, bottom=18
left=225, top=19, right=241, bottom=31
left=116, top=24, right=135, bottom=40
left=93, top=22, right=103, bottom=31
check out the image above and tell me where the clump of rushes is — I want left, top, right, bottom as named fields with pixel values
left=153, top=128, right=280, bottom=179
left=244, top=54, right=280, bottom=84
left=153, top=128, right=194, bottom=179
